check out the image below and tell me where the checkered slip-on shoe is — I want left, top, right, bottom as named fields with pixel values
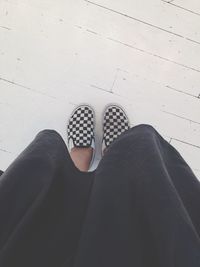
left=102, top=104, right=130, bottom=155
left=67, top=104, right=96, bottom=169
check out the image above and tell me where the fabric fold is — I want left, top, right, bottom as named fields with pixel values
left=0, top=125, right=199, bottom=267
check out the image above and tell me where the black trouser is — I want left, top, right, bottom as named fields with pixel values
left=0, top=124, right=199, bottom=267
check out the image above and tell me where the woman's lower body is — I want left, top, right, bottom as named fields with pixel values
left=0, top=124, right=199, bottom=267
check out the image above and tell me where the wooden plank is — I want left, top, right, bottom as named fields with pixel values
left=75, top=2, right=200, bottom=97
left=84, top=0, right=200, bottom=44
left=0, top=81, right=73, bottom=153
left=1, top=20, right=200, bottom=100
left=113, top=70, right=200, bottom=124
left=193, top=169, right=200, bottom=180
left=0, top=1, right=119, bottom=94
left=164, top=0, right=200, bottom=16
left=0, top=150, right=16, bottom=171
left=1, top=0, right=200, bottom=98
left=110, top=70, right=200, bottom=147
left=80, top=1, right=200, bottom=72
left=128, top=105, right=200, bottom=148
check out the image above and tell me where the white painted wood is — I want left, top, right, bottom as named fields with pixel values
left=166, top=0, right=200, bottom=15
left=81, top=1, right=200, bottom=71
left=76, top=2, right=200, bottom=97
left=0, top=0, right=199, bottom=180
left=193, top=169, right=200, bottom=180
left=113, top=71, right=200, bottom=126
left=0, top=150, right=16, bottom=171
left=84, top=0, right=200, bottom=43
left=1, top=0, right=200, bottom=98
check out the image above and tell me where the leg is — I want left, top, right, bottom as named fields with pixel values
left=0, top=130, right=94, bottom=267
left=74, top=124, right=200, bottom=267
left=67, top=104, right=95, bottom=172
left=70, top=147, right=93, bottom=172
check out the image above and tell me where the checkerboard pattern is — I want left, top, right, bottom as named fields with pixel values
left=67, top=105, right=95, bottom=147
left=103, top=105, right=130, bottom=148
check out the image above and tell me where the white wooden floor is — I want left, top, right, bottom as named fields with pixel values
left=0, top=0, right=200, bottom=178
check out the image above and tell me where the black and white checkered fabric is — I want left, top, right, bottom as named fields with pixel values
left=67, top=105, right=95, bottom=148
left=103, top=105, right=130, bottom=148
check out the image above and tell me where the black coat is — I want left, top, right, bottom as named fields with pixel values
left=0, top=124, right=199, bottom=267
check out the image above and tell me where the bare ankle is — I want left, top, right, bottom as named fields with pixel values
left=70, top=147, right=93, bottom=172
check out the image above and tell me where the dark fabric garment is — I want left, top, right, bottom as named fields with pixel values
left=0, top=124, right=199, bottom=267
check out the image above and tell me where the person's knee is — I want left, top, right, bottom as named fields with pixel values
left=108, top=124, right=160, bottom=159
left=126, top=124, right=158, bottom=142
left=105, top=124, right=157, bottom=160
left=36, top=129, right=62, bottom=141
left=131, top=123, right=156, bottom=133
left=34, top=129, right=65, bottom=150
left=38, top=129, right=59, bottom=136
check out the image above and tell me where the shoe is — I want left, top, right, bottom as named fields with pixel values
left=102, top=103, right=130, bottom=155
left=67, top=104, right=96, bottom=169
